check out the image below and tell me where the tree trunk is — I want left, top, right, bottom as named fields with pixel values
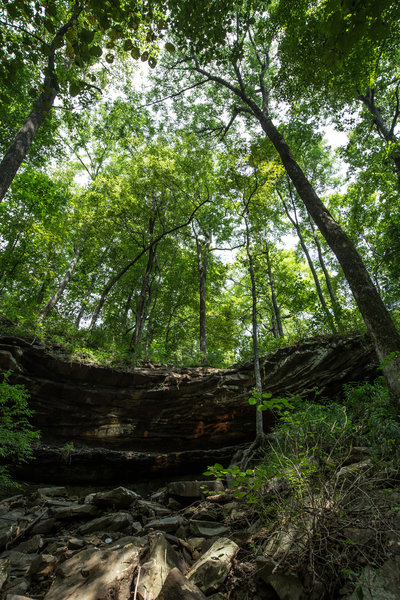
left=190, top=59, right=400, bottom=398
left=119, top=284, right=136, bottom=335
left=195, top=231, right=212, bottom=363
left=0, top=9, right=82, bottom=202
left=0, top=232, right=21, bottom=286
left=245, top=217, right=264, bottom=442
left=264, top=239, right=284, bottom=338
left=88, top=200, right=209, bottom=330
left=307, top=209, right=342, bottom=326
left=89, top=251, right=148, bottom=331
left=358, top=89, right=400, bottom=178
left=261, top=116, right=400, bottom=398
left=0, top=97, right=57, bottom=202
left=145, top=276, right=161, bottom=361
left=38, top=243, right=83, bottom=321
left=76, top=242, right=113, bottom=329
left=131, top=242, right=158, bottom=350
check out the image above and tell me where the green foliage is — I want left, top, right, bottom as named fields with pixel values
left=248, top=391, right=295, bottom=413
left=206, top=379, right=400, bottom=513
left=0, top=371, right=40, bottom=490
left=343, top=377, right=400, bottom=457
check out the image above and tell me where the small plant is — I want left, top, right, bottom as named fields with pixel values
left=61, top=441, right=75, bottom=463
left=0, top=371, right=40, bottom=490
left=248, top=390, right=295, bottom=414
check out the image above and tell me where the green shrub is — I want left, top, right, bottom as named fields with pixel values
left=0, top=372, right=40, bottom=490
left=343, top=377, right=400, bottom=457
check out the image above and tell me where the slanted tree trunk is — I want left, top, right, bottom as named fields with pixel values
left=358, top=88, right=400, bottom=179
left=0, top=10, right=83, bottom=202
left=38, top=242, right=83, bottom=321
left=307, top=208, right=342, bottom=327
left=261, top=116, right=400, bottom=397
left=263, top=239, right=284, bottom=338
left=191, top=59, right=400, bottom=398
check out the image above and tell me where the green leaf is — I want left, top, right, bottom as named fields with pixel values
left=123, top=39, right=134, bottom=52
left=131, top=46, right=140, bottom=59
left=248, top=397, right=257, bottom=405
left=69, top=81, right=82, bottom=97
left=80, top=29, right=95, bottom=45
left=165, top=42, right=175, bottom=54
left=89, top=45, right=102, bottom=58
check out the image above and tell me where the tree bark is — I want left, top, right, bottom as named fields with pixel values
left=0, top=10, right=83, bottom=202
left=307, top=209, right=342, bottom=326
left=194, top=229, right=212, bottom=363
left=358, top=88, right=400, bottom=178
left=0, top=232, right=21, bottom=286
left=264, top=239, right=284, bottom=338
left=0, top=99, right=56, bottom=202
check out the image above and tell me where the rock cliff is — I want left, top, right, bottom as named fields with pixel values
left=0, top=334, right=378, bottom=482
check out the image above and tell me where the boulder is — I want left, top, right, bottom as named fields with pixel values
left=0, top=512, right=25, bottom=549
left=187, top=537, right=239, bottom=594
left=44, top=541, right=141, bottom=600
left=85, top=486, right=141, bottom=509
left=168, top=481, right=224, bottom=499
left=14, top=534, right=43, bottom=554
left=346, top=557, right=400, bottom=600
left=189, top=520, right=230, bottom=538
left=78, top=512, right=133, bottom=534
left=158, top=567, right=207, bottom=600
left=50, top=503, right=99, bottom=520
left=28, top=554, right=57, bottom=581
left=145, top=515, right=186, bottom=533
left=256, top=556, right=305, bottom=600
left=2, top=551, right=37, bottom=577
left=135, top=532, right=186, bottom=600
left=0, top=557, right=9, bottom=588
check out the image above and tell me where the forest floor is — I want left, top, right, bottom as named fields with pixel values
left=1, top=439, right=400, bottom=599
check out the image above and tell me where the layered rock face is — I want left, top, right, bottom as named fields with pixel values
left=0, top=334, right=378, bottom=482
left=0, top=334, right=377, bottom=450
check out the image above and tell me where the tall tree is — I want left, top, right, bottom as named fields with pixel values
left=0, top=0, right=164, bottom=201
left=158, top=6, right=400, bottom=398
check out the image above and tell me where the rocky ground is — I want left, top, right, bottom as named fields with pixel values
left=1, top=471, right=400, bottom=600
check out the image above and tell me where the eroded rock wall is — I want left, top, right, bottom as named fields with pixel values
left=0, top=334, right=377, bottom=453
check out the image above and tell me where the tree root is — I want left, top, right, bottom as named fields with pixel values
left=229, top=433, right=274, bottom=474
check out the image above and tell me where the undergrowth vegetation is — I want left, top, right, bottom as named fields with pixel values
left=206, top=378, right=400, bottom=597
left=0, top=372, right=40, bottom=491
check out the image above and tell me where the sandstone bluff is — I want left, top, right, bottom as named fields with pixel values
left=0, top=334, right=377, bottom=484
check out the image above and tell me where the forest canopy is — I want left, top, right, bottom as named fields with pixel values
left=1, top=0, right=400, bottom=397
